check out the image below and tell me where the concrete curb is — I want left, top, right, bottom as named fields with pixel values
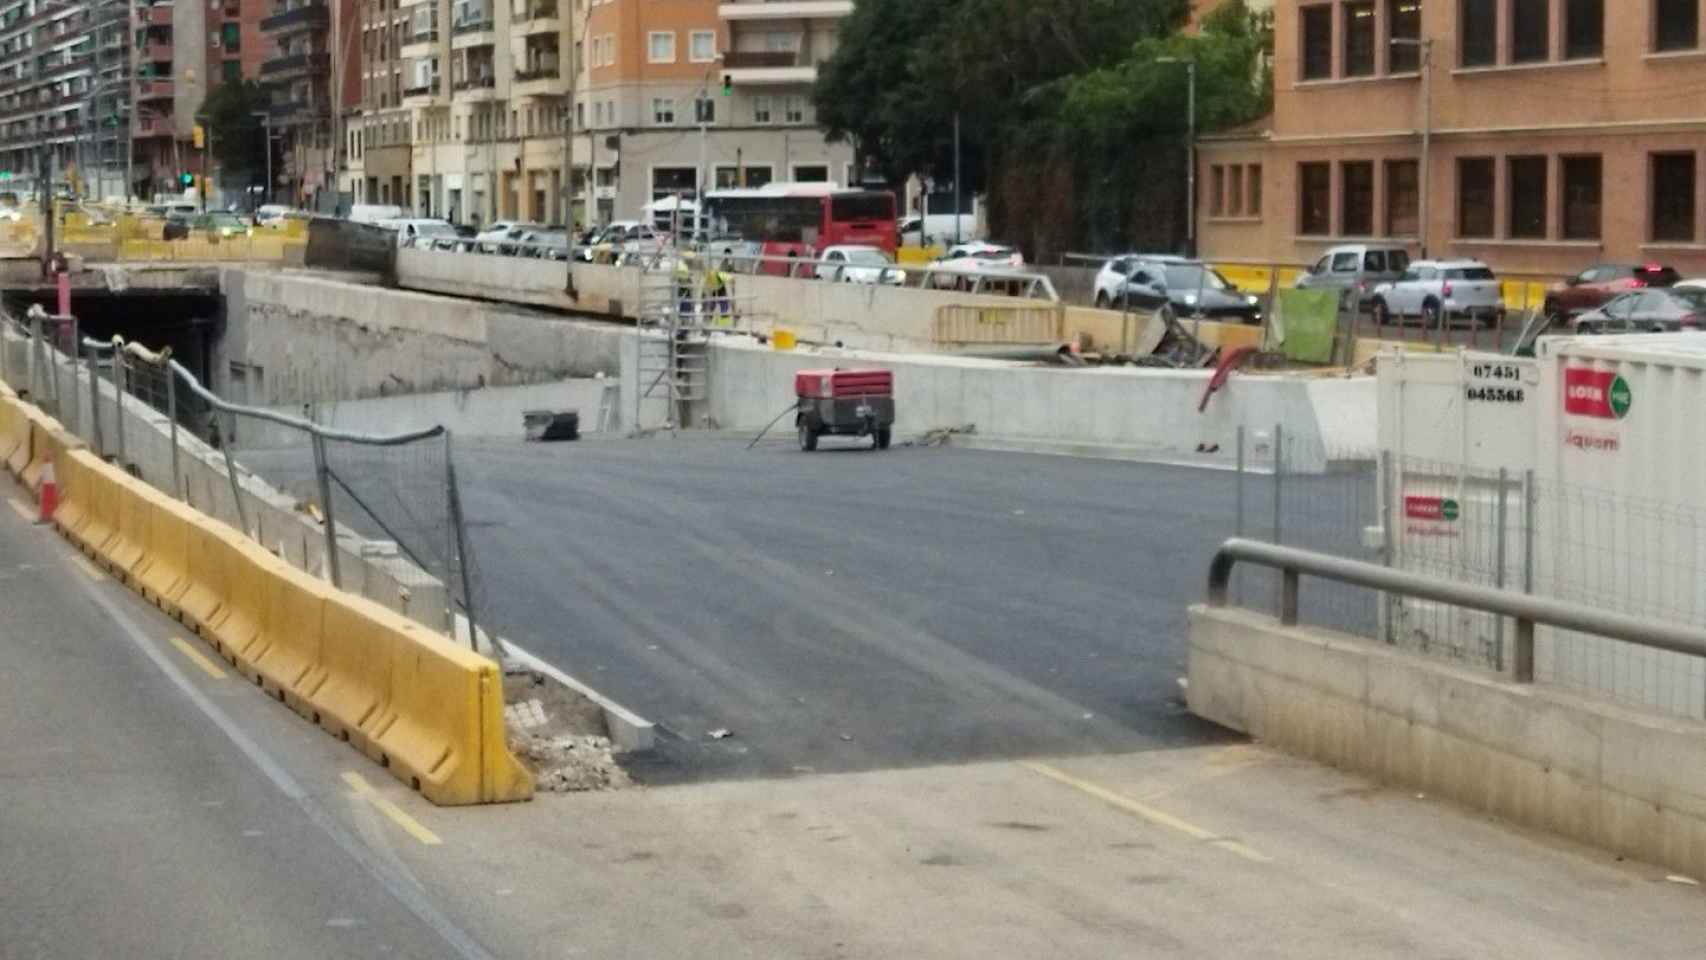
left=941, top=433, right=1248, bottom=472
left=499, top=641, right=658, bottom=754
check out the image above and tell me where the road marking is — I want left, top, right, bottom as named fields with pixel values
left=8, top=497, right=34, bottom=521
left=1022, top=761, right=1271, bottom=863
left=76, top=573, right=494, bottom=960
left=343, top=772, right=443, bottom=846
left=70, top=553, right=106, bottom=582
left=168, top=636, right=228, bottom=680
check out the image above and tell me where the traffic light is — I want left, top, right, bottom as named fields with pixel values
left=721, top=74, right=732, bottom=96
left=180, top=171, right=194, bottom=187
left=192, top=123, right=204, bottom=149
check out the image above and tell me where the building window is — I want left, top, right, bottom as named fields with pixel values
left=1248, top=164, right=1262, bottom=215
left=1300, top=5, right=1333, bottom=79
left=689, top=30, right=715, bottom=63
left=1299, top=161, right=1331, bottom=235
left=1211, top=165, right=1225, bottom=216
left=1385, top=159, right=1418, bottom=236
left=222, top=59, right=240, bottom=82
left=1341, top=161, right=1374, bottom=236
left=1511, top=0, right=1549, bottom=62
left=694, top=96, right=714, bottom=124
left=651, top=166, right=696, bottom=202
left=221, top=22, right=240, bottom=51
left=1564, top=0, right=1603, bottom=58
left=1656, top=0, right=1699, bottom=51
left=715, top=164, right=773, bottom=189
left=783, top=96, right=804, bottom=123
left=793, top=164, right=828, bottom=182
left=1652, top=153, right=1696, bottom=242
left=753, top=95, right=771, bottom=124
left=1561, top=155, right=1602, bottom=240
left=651, top=96, right=673, bottom=125
left=1388, top=0, right=1421, bottom=71
left=1460, top=0, right=1496, bottom=66
left=1343, top=1, right=1376, bottom=76
left=1457, top=157, right=1494, bottom=237
left=1228, top=163, right=1244, bottom=216
left=1507, top=156, right=1548, bottom=238
left=647, top=31, right=674, bottom=63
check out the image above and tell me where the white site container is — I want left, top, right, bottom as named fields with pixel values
left=1377, top=350, right=1537, bottom=663
left=1532, top=335, right=1706, bottom=717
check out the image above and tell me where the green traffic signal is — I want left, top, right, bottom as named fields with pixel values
left=721, top=74, right=732, bottom=96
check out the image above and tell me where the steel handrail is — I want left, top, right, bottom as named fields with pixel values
left=1206, top=537, right=1706, bottom=682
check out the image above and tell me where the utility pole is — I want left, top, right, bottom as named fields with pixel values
left=951, top=111, right=961, bottom=246
left=253, top=112, right=273, bottom=205
left=126, top=0, right=136, bottom=203
left=1392, top=37, right=1433, bottom=256
left=562, top=0, right=579, bottom=294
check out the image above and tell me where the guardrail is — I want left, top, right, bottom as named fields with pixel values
left=1206, top=537, right=1706, bottom=683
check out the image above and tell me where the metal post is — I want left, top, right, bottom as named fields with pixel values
left=1185, top=61, right=1196, bottom=257
left=86, top=347, right=102, bottom=457
left=1495, top=467, right=1509, bottom=671
left=27, top=310, right=39, bottom=399
left=952, top=111, right=962, bottom=246
left=444, top=431, right=481, bottom=653
left=219, top=411, right=252, bottom=542
left=1234, top=425, right=1246, bottom=538
left=1418, top=40, right=1432, bottom=259
left=1280, top=569, right=1299, bottom=626
left=167, top=367, right=181, bottom=500
left=113, top=349, right=126, bottom=466
left=311, top=433, right=341, bottom=587
left=1522, top=468, right=1535, bottom=594
left=1379, top=448, right=1396, bottom=644
left=64, top=315, right=77, bottom=436
left=1513, top=618, right=1535, bottom=682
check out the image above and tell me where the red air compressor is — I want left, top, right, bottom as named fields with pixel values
left=794, top=367, right=895, bottom=451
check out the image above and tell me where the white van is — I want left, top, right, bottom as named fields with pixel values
left=348, top=204, right=405, bottom=225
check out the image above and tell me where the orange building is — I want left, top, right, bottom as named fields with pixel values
left=1199, top=0, right=1706, bottom=279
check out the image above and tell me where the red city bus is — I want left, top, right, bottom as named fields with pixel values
left=701, top=182, right=896, bottom=275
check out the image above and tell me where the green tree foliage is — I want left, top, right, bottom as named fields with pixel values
left=815, top=0, right=1272, bottom=258
left=202, top=80, right=271, bottom=183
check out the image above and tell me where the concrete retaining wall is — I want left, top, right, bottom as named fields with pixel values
left=238, top=378, right=616, bottom=449
left=219, top=268, right=624, bottom=408
left=705, top=337, right=1373, bottom=471
left=1188, top=605, right=1706, bottom=882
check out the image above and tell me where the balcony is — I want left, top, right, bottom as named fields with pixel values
left=512, top=63, right=564, bottom=97
left=451, top=73, right=495, bottom=100
left=517, top=0, right=556, bottom=32
left=136, top=78, right=172, bottom=101
left=722, top=51, right=816, bottom=86
left=134, top=112, right=171, bottom=137
left=261, top=3, right=329, bottom=34
left=260, top=50, right=330, bottom=78
left=402, top=81, right=441, bottom=105
left=451, top=14, right=492, bottom=35
left=717, top=0, right=851, bottom=20
left=139, top=3, right=173, bottom=26
left=142, top=41, right=171, bottom=61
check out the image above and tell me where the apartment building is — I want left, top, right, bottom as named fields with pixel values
left=353, top=0, right=852, bottom=227
left=345, top=0, right=410, bottom=205
left=1199, top=0, right=1706, bottom=277
left=261, top=0, right=360, bottom=207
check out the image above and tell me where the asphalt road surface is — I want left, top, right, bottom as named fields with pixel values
left=0, top=482, right=494, bottom=960
left=455, top=435, right=1246, bottom=782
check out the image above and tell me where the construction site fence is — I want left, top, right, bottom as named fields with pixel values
left=0, top=306, right=485, bottom=652
left=1230, top=429, right=1706, bottom=722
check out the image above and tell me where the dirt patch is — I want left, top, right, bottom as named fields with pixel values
left=503, top=670, right=631, bottom=792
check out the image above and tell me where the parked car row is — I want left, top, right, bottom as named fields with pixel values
left=1094, top=254, right=1264, bottom=324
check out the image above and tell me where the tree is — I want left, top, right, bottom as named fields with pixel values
left=202, top=80, right=271, bottom=185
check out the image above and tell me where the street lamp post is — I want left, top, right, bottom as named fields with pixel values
left=1392, top=37, right=1433, bottom=257
left=252, top=111, right=272, bottom=207
left=1156, top=56, right=1196, bottom=258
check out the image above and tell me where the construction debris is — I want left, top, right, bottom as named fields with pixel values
left=503, top=669, right=630, bottom=792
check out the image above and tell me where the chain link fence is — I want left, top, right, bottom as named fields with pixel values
left=1231, top=428, right=1706, bottom=721
left=0, top=305, right=492, bottom=657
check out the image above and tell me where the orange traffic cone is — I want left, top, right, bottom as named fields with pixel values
left=37, top=455, right=56, bottom=524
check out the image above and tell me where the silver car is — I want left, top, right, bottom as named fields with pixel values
left=1296, top=243, right=1411, bottom=310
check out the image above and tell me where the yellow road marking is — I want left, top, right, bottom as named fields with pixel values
left=342, top=771, right=443, bottom=846
left=71, top=554, right=106, bottom=582
left=1022, top=761, right=1271, bottom=863
left=169, top=636, right=228, bottom=680
left=8, top=497, right=33, bottom=521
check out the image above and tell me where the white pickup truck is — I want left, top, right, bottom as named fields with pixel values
left=1370, top=259, right=1505, bottom=329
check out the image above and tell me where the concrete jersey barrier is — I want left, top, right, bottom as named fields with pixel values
left=7, top=395, right=532, bottom=805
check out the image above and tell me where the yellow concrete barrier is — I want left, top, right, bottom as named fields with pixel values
left=0, top=397, right=26, bottom=466
left=897, top=246, right=943, bottom=266
left=6, top=386, right=533, bottom=806
left=135, top=496, right=193, bottom=616
left=932, top=304, right=1067, bottom=345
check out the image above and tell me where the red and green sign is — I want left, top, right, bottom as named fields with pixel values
left=1564, top=368, right=1632, bottom=420
left=1404, top=496, right=1459, bottom=522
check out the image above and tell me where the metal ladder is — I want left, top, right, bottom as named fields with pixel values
left=633, top=250, right=707, bottom=431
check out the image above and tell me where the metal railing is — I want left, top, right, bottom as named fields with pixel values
left=1207, top=537, right=1706, bottom=684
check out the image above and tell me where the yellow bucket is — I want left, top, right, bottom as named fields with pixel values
left=772, top=328, right=797, bottom=351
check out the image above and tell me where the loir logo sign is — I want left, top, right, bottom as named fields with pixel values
left=1563, top=368, right=1632, bottom=420
left=1404, top=496, right=1460, bottom=522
